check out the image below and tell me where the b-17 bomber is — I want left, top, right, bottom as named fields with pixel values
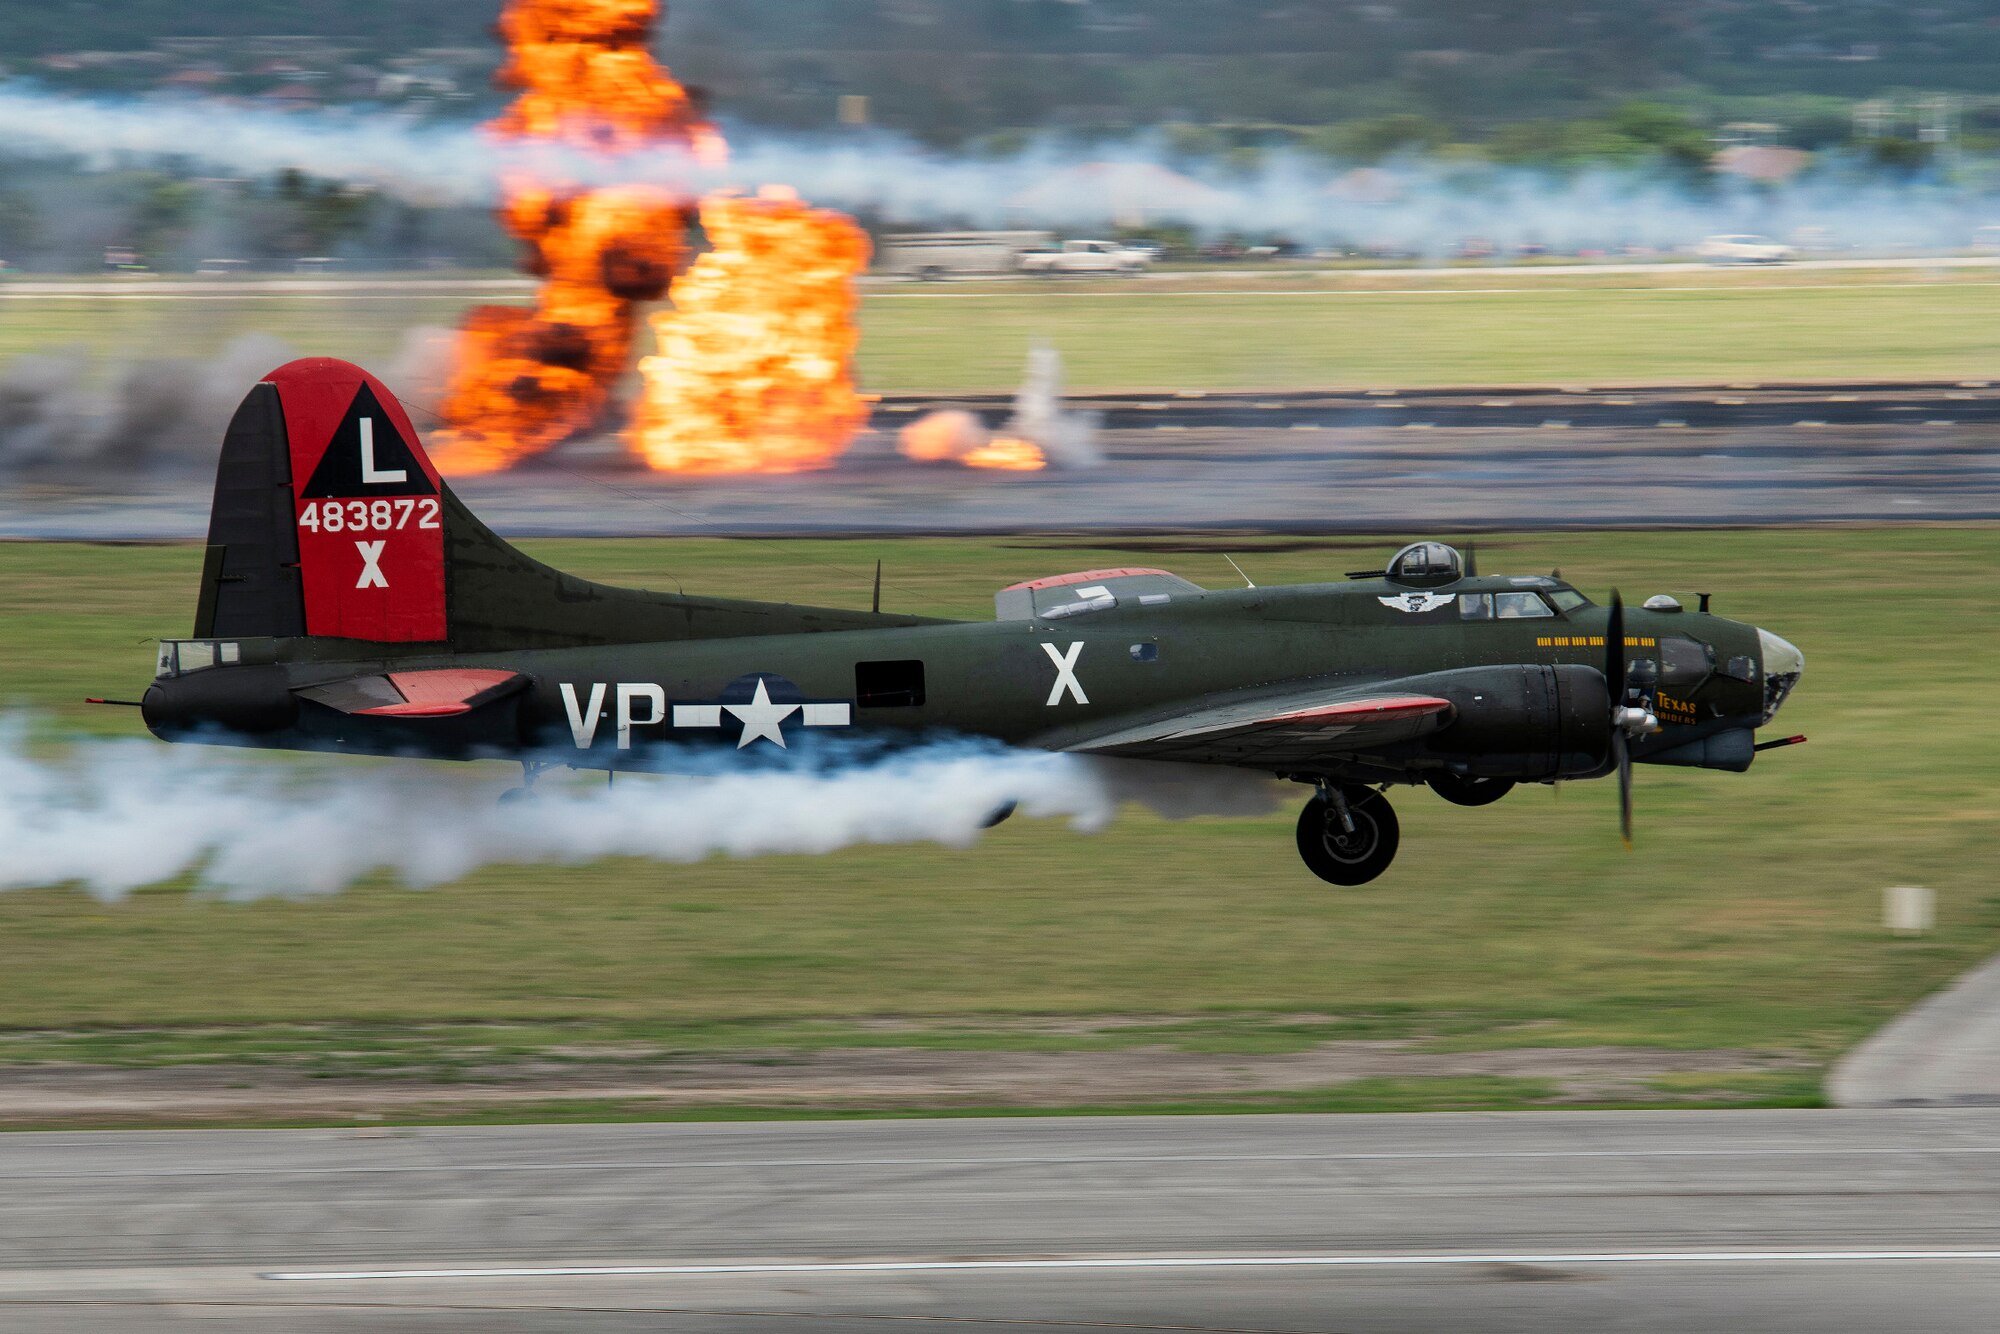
left=128, top=358, right=1807, bottom=884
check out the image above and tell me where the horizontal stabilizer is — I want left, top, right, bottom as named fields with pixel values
left=297, top=668, right=527, bottom=718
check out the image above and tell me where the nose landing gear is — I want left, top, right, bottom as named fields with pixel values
left=1296, top=784, right=1400, bottom=885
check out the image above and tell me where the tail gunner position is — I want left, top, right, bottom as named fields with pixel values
left=130, top=358, right=1807, bottom=884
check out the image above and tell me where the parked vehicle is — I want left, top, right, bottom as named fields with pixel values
left=1018, top=239, right=1153, bottom=275
left=878, top=231, right=1055, bottom=280
left=1697, top=234, right=1796, bottom=264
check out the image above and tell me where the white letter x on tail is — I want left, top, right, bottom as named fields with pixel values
left=355, top=540, right=388, bottom=589
left=1041, top=641, right=1087, bottom=706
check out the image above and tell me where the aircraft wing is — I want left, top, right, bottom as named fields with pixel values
left=1051, top=683, right=1454, bottom=768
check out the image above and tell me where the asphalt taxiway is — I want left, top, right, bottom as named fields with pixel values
left=8, top=1109, right=2000, bottom=1331
left=1834, top=951, right=2000, bottom=1108
left=5, top=403, right=1996, bottom=539
left=888, top=380, right=2000, bottom=432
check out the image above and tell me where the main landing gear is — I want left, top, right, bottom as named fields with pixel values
left=1296, top=784, right=1400, bottom=885
left=498, top=759, right=563, bottom=805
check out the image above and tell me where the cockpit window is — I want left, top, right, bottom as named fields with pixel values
left=1493, top=591, right=1554, bottom=619
left=1458, top=593, right=1493, bottom=620
left=1548, top=589, right=1589, bottom=612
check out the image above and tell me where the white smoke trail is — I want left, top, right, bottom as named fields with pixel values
left=0, top=721, right=1279, bottom=900
left=0, top=330, right=454, bottom=474
left=0, top=87, right=1991, bottom=249
left=1009, top=344, right=1101, bottom=470
left=0, top=334, right=292, bottom=471
left=0, top=90, right=507, bottom=205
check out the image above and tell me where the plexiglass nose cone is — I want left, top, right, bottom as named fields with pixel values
left=1758, top=628, right=1804, bottom=680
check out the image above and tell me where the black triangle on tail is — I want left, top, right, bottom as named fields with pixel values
left=299, top=382, right=438, bottom=499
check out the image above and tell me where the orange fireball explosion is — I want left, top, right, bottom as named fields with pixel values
left=962, top=437, right=1047, bottom=471
left=630, top=188, right=872, bottom=473
left=897, top=409, right=1048, bottom=471
left=431, top=0, right=722, bottom=474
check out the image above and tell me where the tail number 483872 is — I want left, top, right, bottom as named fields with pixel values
left=298, top=498, right=440, bottom=533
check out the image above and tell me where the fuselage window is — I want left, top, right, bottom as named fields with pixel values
left=1658, top=637, right=1713, bottom=687
left=1493, top=591, right=1554, bottom=619
left=1459, top=593, right=1493, bottom=620
left=855, top=659, right=926, bottom=708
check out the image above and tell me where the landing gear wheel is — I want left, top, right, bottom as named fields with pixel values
left=499, top=759, right=558, bottom=806
left=1426, top=773, right=1515, bottom=807
left=1296, top=786, right=1400, bottom=885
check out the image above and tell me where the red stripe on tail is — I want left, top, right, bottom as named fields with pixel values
left=268, top=358, right=447, bottom=643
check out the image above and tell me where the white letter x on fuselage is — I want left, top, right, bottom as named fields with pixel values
left=1042, top=641, right=1087, bottom=706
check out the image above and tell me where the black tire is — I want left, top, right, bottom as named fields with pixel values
left=1426, top=773, right=1515, bottom=807
left=497, top=786, right=536, bottom=806
left=1296, top=788, right=1400, bottom=885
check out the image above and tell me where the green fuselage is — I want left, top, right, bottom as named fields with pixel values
left=145, top=571, right=1782, bottom=785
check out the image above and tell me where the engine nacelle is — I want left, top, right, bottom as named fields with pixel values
left=1401, top=664, right=1612, bottom=781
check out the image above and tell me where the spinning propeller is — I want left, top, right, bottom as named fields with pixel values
left=1603, top=590, right=1659, bottom=847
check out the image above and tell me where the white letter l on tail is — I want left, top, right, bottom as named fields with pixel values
left=359, top=417, right=407, bottom=485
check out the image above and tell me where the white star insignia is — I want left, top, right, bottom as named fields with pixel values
left=723, top=677, right=801, bottom=749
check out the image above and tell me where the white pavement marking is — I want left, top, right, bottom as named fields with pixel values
left=23, top=1142, right=2000, bottom=1181
left=0, top=279, right=534, bottom=296
left=868, top=281, right=2000, bottom=299
left=262, top=1251, right=2000, bottom=1282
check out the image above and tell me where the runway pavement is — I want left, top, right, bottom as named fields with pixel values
left=891, top=380, right=2000, bottom=431
left=7, top=1109, right=2000, bottom=1331
left=4, top=254, right=1997, bottom=296
left=1832, top=952, right=2000, bottom=1108
left=4, top=384, right=1996, bottom=538
left=14, top=429, right=1993, bottom=538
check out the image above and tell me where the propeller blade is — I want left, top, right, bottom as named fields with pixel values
left=1604, top=588, right=1625, bottom=706
left=1615, top=730, right=1633, bottom=849
left=1606, top=589, right=1633, bottom=848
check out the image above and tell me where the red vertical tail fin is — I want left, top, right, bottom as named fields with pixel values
left=199, top=358, right=447, bottom=643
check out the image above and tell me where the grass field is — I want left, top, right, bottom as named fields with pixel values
left=0, top=528, right=1994, bottom=1122
left=3, top=267, right=1997, bottom=393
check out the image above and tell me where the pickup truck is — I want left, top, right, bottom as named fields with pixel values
left=1016, top=239, right=1152, bottom=276
left=1696, top=234, right=1796, bottom=264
